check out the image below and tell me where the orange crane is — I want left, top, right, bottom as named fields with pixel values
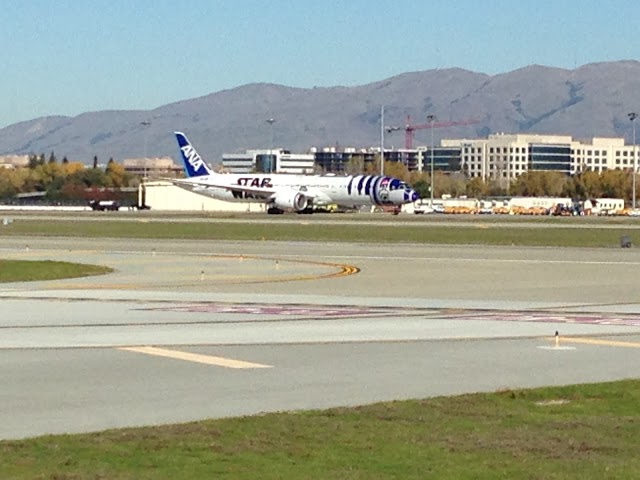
left=387, top=115, right=480, bottom=149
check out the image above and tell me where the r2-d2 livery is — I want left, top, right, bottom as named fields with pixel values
left=171, top=131, right=419, bottom=214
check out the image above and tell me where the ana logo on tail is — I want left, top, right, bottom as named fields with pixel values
left=181, top=145, right=205, bottom=172
left=175, top=131, right=212, bottom=177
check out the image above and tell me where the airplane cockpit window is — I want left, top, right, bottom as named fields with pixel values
left=380, top=178, right=413, bottom=192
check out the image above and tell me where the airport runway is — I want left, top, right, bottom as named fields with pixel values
left=2, top=236, right=640, bottom=439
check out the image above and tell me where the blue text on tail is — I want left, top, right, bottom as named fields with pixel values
left=175, top=131, right=213, bottom=177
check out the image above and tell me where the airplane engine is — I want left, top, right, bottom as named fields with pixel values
left=272, top=191, right=308, bottom=211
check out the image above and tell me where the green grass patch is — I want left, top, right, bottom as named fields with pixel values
left=1, top=379, right=639, bottom=479
left=1, top=218, right=638, bottom=247
left=0, top=260, right=113, bottom=282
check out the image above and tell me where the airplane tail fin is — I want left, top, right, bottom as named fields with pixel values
left=174, top=131, right=214, bottom=177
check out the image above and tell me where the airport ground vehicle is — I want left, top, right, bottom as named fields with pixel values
left=89, top=200, right=120, bottom=211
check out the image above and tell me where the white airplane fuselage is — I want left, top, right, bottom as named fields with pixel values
left=177, top=172, right=415, bottom=208
left=172, top=131, right=419, bottom=213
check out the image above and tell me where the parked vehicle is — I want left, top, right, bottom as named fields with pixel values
left=414, top=203, right=434, bottom=214
left=89, top=200, right=120, bottom=211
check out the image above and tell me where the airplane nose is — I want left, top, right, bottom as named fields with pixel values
left=410, top=190, right=419, bottom=203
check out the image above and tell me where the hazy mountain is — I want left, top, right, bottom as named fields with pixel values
left=1, top=61, right=639, bottom=165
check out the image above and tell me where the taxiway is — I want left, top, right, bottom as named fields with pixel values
left=1, top=236, right=640, bottom=439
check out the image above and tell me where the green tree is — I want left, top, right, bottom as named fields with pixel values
left=0, top=173, right=18, bottom=199
left=487, top=179, right=507, bottom=197
left=344, top=155, right=364, bottom=175
left=466, top=177, right=489, bottom=198
left=383, top=160, right=410, bottom=182
left=28, top=154, right=38, bottom=169
left=412, top=179, right=430, bottom=199
left=6, top=168, right=30, bottom=193
left=510, top=171, right=567, bottom=197
left=541, top=171, right=568, bottom=196
left=68, top=167, right=108, bottom=188
left=105, top=159, right=128, bottom=188
left=600, top=170, right=627, bottom=199
left=581, top=171, right=603, bottom=199
left=447, top=172, right=467, bottom=197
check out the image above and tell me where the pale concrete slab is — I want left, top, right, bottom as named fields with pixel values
left=2, top=235, right=640, bottom=439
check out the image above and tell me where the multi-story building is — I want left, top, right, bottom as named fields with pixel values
left=222, top=149, right=315, bottom=174
left=0, top=155, right=29, bottom=169
left=312, top=147, right=421, bottom=173
left=442, top=133, right=638, bottom=180
left=219, top=134, right=638, bottom=179
left=122, top=157, right=182, bottom=177
left=416, top=146, right=462, bottom=173
left=312, top=147, right=374, bottom=173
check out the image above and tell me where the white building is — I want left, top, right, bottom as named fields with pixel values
left=123, top=157, right=181, bottom=176
left=222, top=149, right=315, bottom=174
left=441, top=133, right=639, bottom=181
left=139, top=181, right=266, bottom=212
left=0, top=155, right=29, bottom=169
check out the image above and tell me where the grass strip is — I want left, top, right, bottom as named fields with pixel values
left=0, top=260, right=113, bottom=282
left=1, top=379, right=638, bottom=479
left=1, top=219, right=637, bottom=247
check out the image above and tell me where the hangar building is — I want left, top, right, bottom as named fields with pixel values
left=139, top=181, right=265, bottom=212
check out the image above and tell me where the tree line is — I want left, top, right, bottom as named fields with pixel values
left=355, top=158, right=639, bottom=202
left=0, top=153, right=136, bottom=202
left=1, top=152, right=638, bottom=204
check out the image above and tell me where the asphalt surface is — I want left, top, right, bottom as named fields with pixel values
left=2, top=235, right=640, bottom=439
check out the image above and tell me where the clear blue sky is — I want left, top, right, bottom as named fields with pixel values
left=1, top=0, right=638, bottom=128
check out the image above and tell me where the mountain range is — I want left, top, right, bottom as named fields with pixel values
left=1, top=60, right=639, bottom=165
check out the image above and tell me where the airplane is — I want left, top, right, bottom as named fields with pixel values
left=171, top=131, right=420, bottom=214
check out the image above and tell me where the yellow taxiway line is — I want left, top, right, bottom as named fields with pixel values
left=546, top=337, right=640, bottom=349
left=118, top=346, right=273, bottom=369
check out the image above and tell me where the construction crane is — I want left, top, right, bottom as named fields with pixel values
left=386, top=115, right=480, bottom=149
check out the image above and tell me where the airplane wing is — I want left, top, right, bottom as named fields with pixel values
left=170, top=178, right=319, bottom=201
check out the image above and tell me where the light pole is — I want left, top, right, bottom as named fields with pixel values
left=140, top=120, right=151, bottom=178
left=380, top=106, right=384, bottom=176
left=427, top=114, right=436, bottom=204
left=630, top=112, right=637, bottom=210
left=266, top=118, right=275, bottom=173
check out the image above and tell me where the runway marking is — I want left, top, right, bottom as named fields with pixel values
left=544, top=337, right=640, bottom=349
left=451, top=311, right=640, bottom=327
left=537, top=345, right=576, bottom=351
left=138, top=303, right=386, bottom=316
left=32, top=253, right=359, bottom=289
left=118, top=346, right=273, bottom=368
left=292, top=254, right=640, bottom=267
left=13, top=246, right=640, bottom=267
